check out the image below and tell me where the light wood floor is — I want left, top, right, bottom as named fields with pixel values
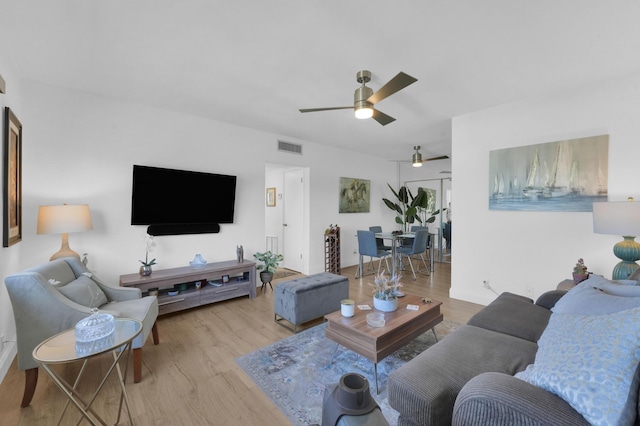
left=0, top=261, right=482, bottom=425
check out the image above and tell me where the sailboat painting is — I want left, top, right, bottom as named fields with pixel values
left=489, top=135, right=609, bottom=211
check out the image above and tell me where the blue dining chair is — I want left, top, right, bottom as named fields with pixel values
left=397, top=229, right=430, bottom=280
left=356, top=230, right=391, bottom=278
left=369, top=226, right=392, bottom=251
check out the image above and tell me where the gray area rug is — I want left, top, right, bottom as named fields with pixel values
left=236, top=319, right=459, bottom=425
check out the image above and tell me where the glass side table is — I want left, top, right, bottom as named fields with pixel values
left=33, top=318, right=142, bottom=426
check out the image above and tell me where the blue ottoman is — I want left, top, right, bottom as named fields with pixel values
left=274, top=272, right=349, bottom=333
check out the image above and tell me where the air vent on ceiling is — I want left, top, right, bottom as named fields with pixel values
left=278, top=140, right=303, bottom=155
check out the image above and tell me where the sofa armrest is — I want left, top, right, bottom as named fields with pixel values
left=93, top=276, right=141, bottom=301
left=535, top=290, right=567, bottom=310
left=452, top=372, right=589, bottom=426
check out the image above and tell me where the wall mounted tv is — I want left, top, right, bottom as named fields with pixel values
left=131, top=165, right=237, bottom=235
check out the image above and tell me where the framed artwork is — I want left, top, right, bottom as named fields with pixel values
left=488, top=134, right=609, bottom=212
left=339, top=177, right=370, bottom=213
left=3, top=107, right=22, bottom=247
left=266, top=187, right=276, bottom=207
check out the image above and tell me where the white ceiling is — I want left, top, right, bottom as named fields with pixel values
left=2, top=1, right=640, bottom=167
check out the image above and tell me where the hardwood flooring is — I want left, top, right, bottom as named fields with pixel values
left=0, top=261, right=482, bottom=425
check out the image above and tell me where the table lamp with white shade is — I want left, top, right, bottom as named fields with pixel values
left=593, top=198, right=640, bottom=280
left=37, top=204, right=93, bottom=261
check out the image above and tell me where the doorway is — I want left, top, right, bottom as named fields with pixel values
left=264, top=163, right=308, bottom=274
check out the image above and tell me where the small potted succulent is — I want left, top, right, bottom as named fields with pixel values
left=253, top=251, right=284, bottom=285
left=370, top=270, right=402, bottom=312
left=572, top=258, right=589, bottom=284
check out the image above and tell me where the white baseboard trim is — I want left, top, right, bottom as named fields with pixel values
left=0, top=342, right=17, bottom=384
left=449, top=287, right=496, bottom=306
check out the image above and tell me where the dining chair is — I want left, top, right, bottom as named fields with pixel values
left=356, top=230, right=391, bottom=278
left=397, top=229, right=430, bottom=280
left=369, top=226, right=392, bottom=251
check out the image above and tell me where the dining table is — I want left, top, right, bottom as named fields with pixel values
left=374, top=231, right=434, bottom=278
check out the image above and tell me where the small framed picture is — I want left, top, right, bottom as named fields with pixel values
left=266, top=187, right=276, bottom=207
left=222, top=275, right=230, bottom=283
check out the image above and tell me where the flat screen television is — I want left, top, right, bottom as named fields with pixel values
left=131, top=165, right=237, bottom=226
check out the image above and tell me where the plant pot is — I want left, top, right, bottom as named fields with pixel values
left=260, top=271, right=274, bottom=284
left=373, top=296, right=398, bottom=312
left=139, top=265, right=152, bottom=276
left=572, top=273, right=589, bottom=284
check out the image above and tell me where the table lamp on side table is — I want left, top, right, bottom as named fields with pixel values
left=593, top=198, right=640, bottom=280
left=37, top=204, right=93, bottom=261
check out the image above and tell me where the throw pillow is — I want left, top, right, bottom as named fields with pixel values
left=56, top=275, right=108, bottom=308
left=551, top=280, right=640, bottom=315
left=515, top=308, right=640, bottom=426
left=590, top=274, right=640, bottom=297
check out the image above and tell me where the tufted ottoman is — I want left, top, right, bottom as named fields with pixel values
left=274, top=272, right=349, bottom=333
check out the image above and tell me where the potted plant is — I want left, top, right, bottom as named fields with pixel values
left=139, top=234, right=157, bottom=276
left=370, top=270, right=402, bottom=312
left=253, top=251, right=284, bottom=285
left=383, top=185, right=444, bottom=232
left=572, top=258, right=589, bottom=284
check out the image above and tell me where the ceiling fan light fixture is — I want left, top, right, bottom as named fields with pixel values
left=412, top=146, right=423, bottom=167
left=355, top=105, right=373, bottom=119
left=354, top=84, right=374, bottom=119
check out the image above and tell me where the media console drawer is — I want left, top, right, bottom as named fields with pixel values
left=120, top=259, right=256, bottom=315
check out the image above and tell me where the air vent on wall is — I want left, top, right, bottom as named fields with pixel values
left=278, top=140, right=303, bottom=155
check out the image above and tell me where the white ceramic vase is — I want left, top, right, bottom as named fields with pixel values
left=373, top=296, right=398, bottom=312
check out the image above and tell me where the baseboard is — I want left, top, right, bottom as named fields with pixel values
left=0, top=342, right=16, bottom=384
left=449, top=287, right=496, bottom=306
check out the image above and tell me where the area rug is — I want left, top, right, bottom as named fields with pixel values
left=235, top=319, right=459, bottom=425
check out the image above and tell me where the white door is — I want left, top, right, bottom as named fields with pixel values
left=283, top=168, right=304, bottom=272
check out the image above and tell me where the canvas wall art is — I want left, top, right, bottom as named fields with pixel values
left=3, top=107, right=22, bottom=246
left=489, top=134, right=608, bottom=212
left=339, top=177, right=370, bottom=213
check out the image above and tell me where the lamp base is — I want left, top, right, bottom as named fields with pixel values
left=49, top=233, right=81, bottom=261
left=612, top=236, right=640, bottom=280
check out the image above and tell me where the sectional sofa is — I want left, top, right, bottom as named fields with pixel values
left=388, top=275, right=640, bottom=426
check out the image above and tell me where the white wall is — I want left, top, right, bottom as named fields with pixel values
left=452, top=72, right=640, bottom=305
left=0, top=77, right=403, bottom=380
left=0, top=62, right=23, bottom=380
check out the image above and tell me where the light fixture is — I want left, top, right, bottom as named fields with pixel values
left=354, top=105, right=373, bottom=119
left=412, top=146, right=423, bottom=167
left=354, top=73, right=374, bottom=119
left=37, top=204, right=93, bottom=261
left=593, top=197, right=640, bottom=279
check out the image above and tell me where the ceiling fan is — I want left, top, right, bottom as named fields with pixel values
left=298, top=70, right=417, bottom=126
left=410, top=146, right=449, bottom=168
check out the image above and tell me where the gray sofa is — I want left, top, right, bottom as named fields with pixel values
left=388, top=290, right=592, bottom=426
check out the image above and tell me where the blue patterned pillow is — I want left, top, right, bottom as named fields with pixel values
left=515, top=308, right=640, bottom=426
left=552, top=280, right=640, bottom=315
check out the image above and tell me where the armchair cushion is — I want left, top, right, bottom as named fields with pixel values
left=53, top=275, right=108, bottom=308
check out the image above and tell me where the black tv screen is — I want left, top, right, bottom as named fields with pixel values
left=131, top=165, right=236, bottom=225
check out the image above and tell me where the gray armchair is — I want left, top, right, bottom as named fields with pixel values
left=4, top=257, right=159, bottom=407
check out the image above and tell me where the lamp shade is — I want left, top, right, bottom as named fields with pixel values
left=593, top=201, right=640, bottom=237
left=37, top=204, right=93, bottom=235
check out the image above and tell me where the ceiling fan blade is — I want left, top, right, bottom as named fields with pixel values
left=371, top=109, right=396, bottom=126
left=367, top=72, right=418, bottom=104
left=421, top=155, right=449, bottom=163
left=396, top=154, right=450, bottom=163
left=299, top=106, right=353, bottom=113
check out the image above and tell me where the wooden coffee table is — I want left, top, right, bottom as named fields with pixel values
left=324, top=293, right=443, bottom=393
